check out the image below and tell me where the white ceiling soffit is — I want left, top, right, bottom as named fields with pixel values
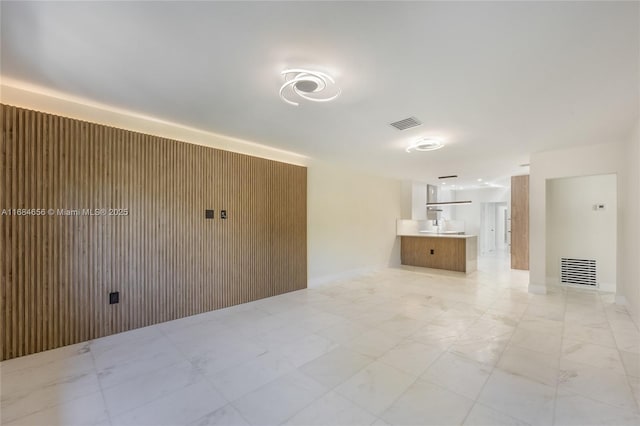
left=1, top=1, right=638, bottom=186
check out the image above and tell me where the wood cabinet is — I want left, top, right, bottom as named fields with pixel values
left=401, top=236, right=476, bottom=273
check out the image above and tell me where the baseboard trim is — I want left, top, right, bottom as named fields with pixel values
left=599, top=281, right=616, bottom=292
left=615, top=294, right=640, bottom=328
left=628, top=303, right=640, bottom=328
left=528, top=282, right=547, bottom=294
left=615, top=295, right=628, bottom=306
left=548, top=276, right=616, bottom=293
left=546, top=276, right=560, bottom=287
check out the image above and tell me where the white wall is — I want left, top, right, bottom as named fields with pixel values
left=307, top=161, right=402, bottom=286
left=546, top=174, right=617, bottom=291
left=400, top=182, right=456, bottom=221
left=438, top=187, right=455, bottom=221
left=411, top=182, right=428, bottom=220
left=618, top=122, right=640, bottom=321
left=400, top=181, right=423, bottom=220
left=400, top=181, right=413, bottom=219
left=529, top=142, right=623, bottom=294
left=452, top=188, right=509, bottom=236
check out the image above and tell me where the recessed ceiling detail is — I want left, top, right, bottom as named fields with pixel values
left=279, top=69, right=341, bottom=106
left=406, top=138, right=444, bottom=153
left=390, top=117, right=422, bottom=131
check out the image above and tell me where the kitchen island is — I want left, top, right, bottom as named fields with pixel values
left=400, top=233, right=477, bottom=273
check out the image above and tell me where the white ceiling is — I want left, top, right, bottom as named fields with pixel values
left=1, top=1, right=638, bottom=188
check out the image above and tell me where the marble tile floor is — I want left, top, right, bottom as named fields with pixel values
left=2, top=257, right=639, bottom=426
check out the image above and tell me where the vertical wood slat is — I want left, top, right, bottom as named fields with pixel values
left=511, top=175, right=530, bottom=270
left=0, top=104, right=307, bottom=361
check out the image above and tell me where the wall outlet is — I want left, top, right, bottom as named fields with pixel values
left=593, top=204, right=606, bottom=211
left=109, top=291, right=119, bottom=304
left=221, top=210, right=227, bottom=219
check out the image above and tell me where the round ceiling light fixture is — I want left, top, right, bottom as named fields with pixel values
left=405, top=138, right=444, bottom=153
left=279, top=69, right=341, bottom=106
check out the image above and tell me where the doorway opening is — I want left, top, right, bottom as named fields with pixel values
left=480, top=202, right=509, bottom=256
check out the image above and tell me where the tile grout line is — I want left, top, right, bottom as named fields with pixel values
left=273, top=367, right=375, bottom=426
left=171, top=303, right=373, bottom=425
left=0, top=343, right=103, bottom=425
left=280, top=293, right=455, bottom=425
left=94, top=322, right=237, bottom=424
left=232, top=290, right=408, bottom=426
left=358, top=292, right=504, bottom=425
left=559, top=287, right=640, bottom=416
left=225, top=324, right=351, bottom=425
left=551, top=286, right=569, bottom=426
left=458, top=290, right=534, bottom=425
left=558, top=288, right=640, bottom=417
left=93, top=328, right=203, bottom=422
left=88, top=340, right=115, bottom=426
left=604, top=294, right=640, bottom=415
left=154, top=321, right=258, bottom=426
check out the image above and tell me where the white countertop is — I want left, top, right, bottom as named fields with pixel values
left=398, top=233, right=477, bottom=239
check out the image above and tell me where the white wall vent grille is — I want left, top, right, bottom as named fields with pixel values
left=560, top=258, right=597, bottom=287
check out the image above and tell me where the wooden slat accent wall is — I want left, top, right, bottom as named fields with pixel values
left=0, top=104, right=307, bottom=360
left=511, top=175, right=530, bottom=270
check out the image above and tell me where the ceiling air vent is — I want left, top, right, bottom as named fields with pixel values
left=561, top=258, right=597, bottom=287
left=390, top=117, right=422, bottom=131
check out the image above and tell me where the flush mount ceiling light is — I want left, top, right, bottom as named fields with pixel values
left=405, top=138, right=444, bottom=153
left=279, top=69, right=341, bottom=106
